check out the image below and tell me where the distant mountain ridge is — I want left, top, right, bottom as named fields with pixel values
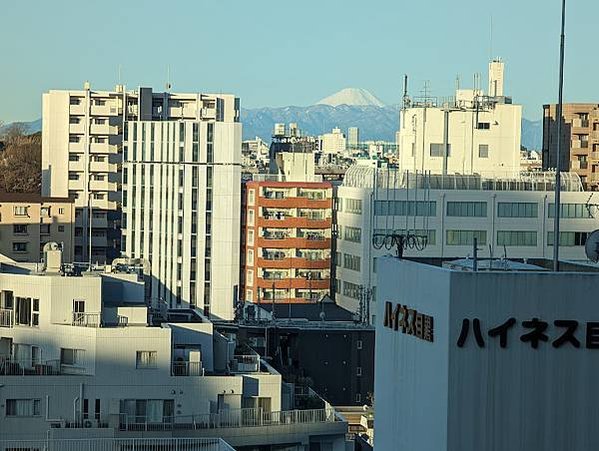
left=3, top=90, right=544, bottom=149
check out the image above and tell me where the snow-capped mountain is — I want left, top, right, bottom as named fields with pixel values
left=316, top=88, right=386, bottom=107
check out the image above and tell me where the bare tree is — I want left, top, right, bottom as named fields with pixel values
left=3, top=122, right=28, bottom=141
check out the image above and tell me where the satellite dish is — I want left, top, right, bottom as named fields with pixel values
left=585, top=230, right=599, bottom=262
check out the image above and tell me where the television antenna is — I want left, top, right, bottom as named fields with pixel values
left=584, top=230, right=599, bottom=263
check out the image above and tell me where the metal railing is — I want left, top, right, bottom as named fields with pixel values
left=0, top=437, right=234, bottom=451
left=72, top=312, right=100, bottom=327
left=0, top=358, right=61, bottom=376
left=232, top=354, right=260, bottom=372
left=172, top=361, right=204, bottom=376
left=118, top=407, right=338, bottom=432
left=0, top=308, right=14, bottom=328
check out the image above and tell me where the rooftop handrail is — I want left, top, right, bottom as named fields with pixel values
left=117, top=406, right=340, bottom=432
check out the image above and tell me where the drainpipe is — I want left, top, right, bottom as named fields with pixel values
left=73, top=397, right=80, bottom=424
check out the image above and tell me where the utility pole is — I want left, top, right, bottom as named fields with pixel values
left=553, top=0, right=567, bottom=272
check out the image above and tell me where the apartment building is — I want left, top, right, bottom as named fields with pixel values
left=122, top=111, right=241, bottom=320
left=335, top=164, right=599, bottom=323
left=42, top=83, right=239, bottom=264
left=0, top=247, right=348, bottom=449
left=397, top=59, right=522, bottom=177
left=542, top=103, right=599, bottom=190
left=0, top=193, right=75, bottom=262
left=241, top=179, right=333, bottom=304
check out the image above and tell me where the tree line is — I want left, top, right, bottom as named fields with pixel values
left=0, top=121, right=42, bottom=193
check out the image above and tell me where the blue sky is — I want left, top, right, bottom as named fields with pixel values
left=0, top=0, right=597, bottom=122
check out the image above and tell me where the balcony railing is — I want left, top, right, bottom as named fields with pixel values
left=0, top=438, right=235, bottom=451
left=72, top=312, right=100, bottom=327
left=0, top=358, right=61, bottom=376
left=0, top=308, right=14, bottom=328
left=231, top=354, right=260, bottom=372
left=118, top=407, right=339, bottom=432
left=172, top=361, right=204, bottom=376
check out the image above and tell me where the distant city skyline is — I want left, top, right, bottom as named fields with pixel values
left=1, top=0, right=598, bottom=122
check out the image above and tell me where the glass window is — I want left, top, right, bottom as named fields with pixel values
left=446, top=202, right=487, bottom=217
left=136, top=351, right=157, bottom=369
left=478, top=144, right=489, bottom=158
left=446, top=230, right=487, bottom=246
left=344, top=226, right=362, bottom=243
left=497, top=231, right=537, bottom=247
left=497, top=202, right=538, bottom=218
left=345, top=198, right=362, bottom=215
left=343, top=253, right=361, bottom=272
left=430, top=143, right=450, bottom=157
left=548, top=203, right=594, bottom=219
left=343, top=281, right=360, bottom=299
left=6, top=399, right=41, bottom=417
left=547, top=231, right=588, bottom=247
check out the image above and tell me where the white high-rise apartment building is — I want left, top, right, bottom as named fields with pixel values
left=122, top=108, right=241, bottom=320
left=397, top=58, right=522, bottom=177
left=335, top=163, right=599, bottom=323
left=42, top=84, right=239, bottom=264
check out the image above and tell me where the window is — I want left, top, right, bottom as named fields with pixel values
left=446, top=230, right=487, bottom=246
left=136, top=351, right=157, bottom=369
left=335, top=251, right=341, bottom=267
left=343, top=254, right=361, bottom=272
left=497, top=202, right=538, bottom=218
left=247, top=229, right=255, bottom=246
left=446, top=202, right=487, bottom=217
left=430, top=143, right=450, bottom=157
left=247, top=249, right=254, bottom=266
left=357, top=340, right=363, bottom=350
left=343, top=281, right=360, bottom=299
left=12, top=242, right=27, bottom=253
left=246, top=269, right=254, bottom=287
left=497, top=231, right=537, bottom=247
left=548, top=203, right=594, bottom=219
left=344, top=226, right=362, bottom=243
left=478, top=144, right=489, bottom=158
left=13, top=206, right=28, bottom=217
left=6, top=399, right=41, bottom=417
left=547, top=231, right=589, bottom=247
left=355, top=394, right=362, bottom=403
left=69, top=172, right=79, bottom=181
left=13, top=224, right=28, bottom=235
left=356, top=367, right=362, bottom=377
left=69, top=153, right=81, bottom=162
left=15, top=297, right=38, bottom=326
left=374, top=200, right=436, bottom=216
left=247, top=209, right=255, bottom=226
left=61, top=348, right=84, bottom=366
left=58, top=225, right=65, bottom=232
left=40, top=224, right=50, bottom=235
left=477, top=122, right=490, bottom=130
left=345, top=198, right=362, bottom=215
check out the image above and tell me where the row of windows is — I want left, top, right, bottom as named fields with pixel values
left=374, top=200, right=436, bottom=217
left=374, top=229, right=437, bottom=245
left=344, top=226, right=362, bottom=243
left=443, top=230, right=589, bottom=247
left=343, top=281, right=361, bottom=299
left=345, top=198, right=362, bottom=215
left=429, top=143, right=490, bottom=157
left=363, top=201, right=595, bottom=219
left=446, top=202, right=487, bottom=217
left=343, top=253, right=361, bottom=272
left=446, top=230, right=487, bottom=246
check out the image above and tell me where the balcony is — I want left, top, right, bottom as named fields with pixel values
left=259, top=216, right=331, bottom=229
left=172, top=361, right=204, bottom=376
left=259, top=197, right=332, bottom=209
left=90, top=161, right=118, bottom=173
left=90, top=180, right=117, bottom=192
left=257, top=257, right=331, bottom=270
left=69, top=123, right=85, bottom=134
left=69, top=103, right=85, bottom=115
left=91, top=104, right=120, bottom=116
left=256, top=278, right=329, bottom=290
left=0, top=358, right=61, bottom=376
left=258, top=237, right=331, bottom=250
left=72, top=312, right=100, bottom=327
left=90, top=142, right=118, bottom=153
left=69, top=141, right=85, bottom=153
left=90, top=124, right=119, bottom=135
left=0, top=308, right=14, bottom=327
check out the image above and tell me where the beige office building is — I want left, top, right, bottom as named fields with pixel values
left=542, top=103, right=599, bottom=190
left=42, top=83, right=239, bottom=264
left=0, top=193, right=75, bottom=262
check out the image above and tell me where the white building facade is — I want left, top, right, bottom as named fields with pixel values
left=122, top=117, right=241, bottom=320
left=320, top=128, right=347, bottom=155
left=42, top=84, right=239, bottom=264
left=0, top=253, right=348, bottom=449
left=397, top=59, right=522, bottom=178
left=335, top=164, right=599, bottom=322
left=375, top=257, right=599, bottom=451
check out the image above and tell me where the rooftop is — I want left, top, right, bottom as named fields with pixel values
left=342, top=164, right=584, bottom=192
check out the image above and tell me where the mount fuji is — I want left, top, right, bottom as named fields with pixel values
left=316, top=88, right=386, bottom=107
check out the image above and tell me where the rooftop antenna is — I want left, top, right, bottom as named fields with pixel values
left=402, top=74, right=410, bottom=109
left=166, top=65, right=172, bottom=92
left=553, top=0, right=566, bottom=271
left=489, top=15, right=493, bottom=60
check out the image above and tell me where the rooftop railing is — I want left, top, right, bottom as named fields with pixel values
left=172, top=361, right=204, bottom=377
left=0, top=438, right=235, bottom=451
left=118, top=406, right=340, bottom=432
